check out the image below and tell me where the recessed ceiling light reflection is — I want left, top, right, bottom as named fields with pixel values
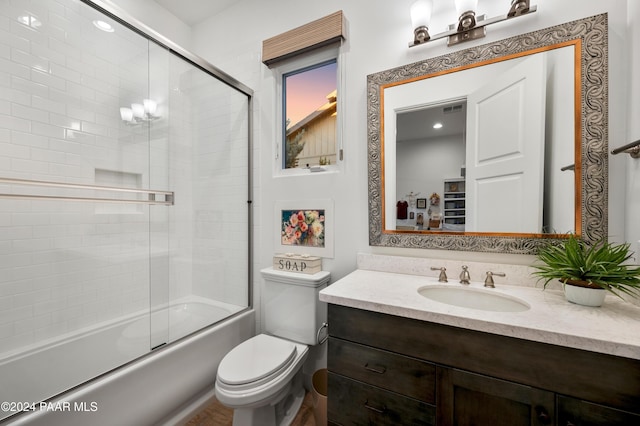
left=93, top=20, right=114, bottom=32
left=433, top=122, right=443, bottom=129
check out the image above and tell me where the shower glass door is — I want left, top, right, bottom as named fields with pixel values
left=148, top=40, right=251, bottom=348
left=0, top=0, right=250, bottom=420
left=0, top=2, right=158, bottom=415
left=157, top=51, right=250, bottom=346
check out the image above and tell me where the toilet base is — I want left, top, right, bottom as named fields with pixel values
left=231, top=371, right=305, bottom=426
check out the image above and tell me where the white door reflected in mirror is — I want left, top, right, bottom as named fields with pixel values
left=466, top=53, right=546, bottom=233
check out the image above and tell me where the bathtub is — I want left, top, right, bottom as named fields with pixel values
left=1, top=300, right=255, bottom=426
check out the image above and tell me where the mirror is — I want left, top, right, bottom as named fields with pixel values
left=368, top=14, right=608, bottom=254
left=388, top=46, right=575, bottom=234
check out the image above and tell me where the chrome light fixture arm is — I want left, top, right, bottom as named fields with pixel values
left=409, top=1, right=537, bottom=48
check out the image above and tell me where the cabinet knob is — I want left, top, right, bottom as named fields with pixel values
left=364, top=363, right=386, bottom=374
left=534, top=406, right=551, bottom=425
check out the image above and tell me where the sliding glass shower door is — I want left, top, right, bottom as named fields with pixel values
left=0, top=0, right=250, bottom=420
left=149, top=38, right=251, bottom=348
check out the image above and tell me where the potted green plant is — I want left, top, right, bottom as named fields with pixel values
left=532, top=235, right=640, bottom=306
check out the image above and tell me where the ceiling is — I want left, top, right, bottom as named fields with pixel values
left=396, top=100, right=466, bottom=143
left=152, top=0, right=237, bottom=26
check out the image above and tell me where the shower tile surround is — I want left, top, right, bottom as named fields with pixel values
left=320, top=253, right=640, bottom=359
left=0, top=0, right=249, bottom=362
left=0, top=0, right=154, bottom=355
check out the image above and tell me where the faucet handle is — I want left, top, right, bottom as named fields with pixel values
left=459, top=265, right=471, bottom=285
left=484, top=271, right=506, bottom=288
left=430, top=266, right=448, bottom=282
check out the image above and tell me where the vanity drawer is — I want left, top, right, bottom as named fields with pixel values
left=328, top=371, right=435, bottom=426
left=328, top=337, right=435, bottom=403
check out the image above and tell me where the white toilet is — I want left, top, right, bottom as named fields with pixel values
left=215, top=267, right=330, bottom=426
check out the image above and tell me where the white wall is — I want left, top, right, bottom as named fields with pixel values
left=184, top=0, right=629, bottom=283
left=397, top=135, right=465, bottom=203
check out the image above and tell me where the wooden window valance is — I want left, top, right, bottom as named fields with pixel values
left=262, top=11, right=345, bottom=67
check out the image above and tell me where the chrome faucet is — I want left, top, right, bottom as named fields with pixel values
left=459, top=265, right=471, bottom=285
left=484, top=271, right=506, bottom=288
left=431, top=266, right=448, bottom=282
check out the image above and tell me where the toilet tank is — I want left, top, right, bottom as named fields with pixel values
left=261, top=267, right=330, bottom=345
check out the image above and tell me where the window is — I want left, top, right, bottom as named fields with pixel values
left=272, top=45, right=342, bottom=175
left=283, top=60, right=338, bottom=169
left=261, top=11, right=345, bottom=175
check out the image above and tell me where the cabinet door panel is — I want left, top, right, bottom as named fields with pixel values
left=328, top=372, right=436, bottom=426
left=558, top=396, right=640, bottom=426
left=328, top=337, right=436, bottom=403
left=437, top=367, right=554, bottom=426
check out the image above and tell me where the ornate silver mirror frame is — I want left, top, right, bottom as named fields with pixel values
left=367, top=14, right=608, bottom=254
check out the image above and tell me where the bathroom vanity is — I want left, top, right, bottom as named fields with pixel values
left=320, top=265, right=640, bottom=426
left=342, top=11, right=621, bottom=425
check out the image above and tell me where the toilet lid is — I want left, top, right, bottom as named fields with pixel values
left=217, top=334, right=297, bottom=386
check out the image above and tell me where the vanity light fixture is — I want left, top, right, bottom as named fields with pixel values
left=409, top=0, right=537, bottom=48
left=410, top=0, right=434, bottom=45
left=120, top=99, right=160, bottom=125
left=433, top=122, right=443, bottom=129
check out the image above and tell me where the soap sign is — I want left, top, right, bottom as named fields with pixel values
left=273, top=254, right=322, bottom=275
left=277, top=259, right=310, bottom=272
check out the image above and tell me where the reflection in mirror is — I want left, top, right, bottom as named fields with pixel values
left=368, top=14, right=608, bottom=253
left=388, top=47, right=575, bottom=235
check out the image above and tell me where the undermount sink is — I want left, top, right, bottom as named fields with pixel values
left=417, top=285, right=530, bottom=312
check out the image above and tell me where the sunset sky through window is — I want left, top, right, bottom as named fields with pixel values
left=285, top=61, right=337, bottom=128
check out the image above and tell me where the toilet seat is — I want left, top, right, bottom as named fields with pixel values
left=217, top=334, right=298, bottom=392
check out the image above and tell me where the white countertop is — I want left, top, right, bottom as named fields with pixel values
left=319, top=269, right=640, bottom=360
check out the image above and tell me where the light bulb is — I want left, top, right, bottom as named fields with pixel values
left=143, top=99, right=157, bottom=116
left=410, top=0, right=433, bottom=30
left=455, top=0, right=478, bottom=17
left=120, top=107, right=133, bottom=122
left=131, top=103, right=144, bottom=119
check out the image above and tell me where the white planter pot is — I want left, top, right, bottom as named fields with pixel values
left=564, top=284, right=606, bottom=307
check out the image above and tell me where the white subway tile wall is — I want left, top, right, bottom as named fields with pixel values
left=0, top=0, right=250, bottom=359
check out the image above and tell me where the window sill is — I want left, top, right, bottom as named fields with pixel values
left=274, top=166, right=340, bottom=178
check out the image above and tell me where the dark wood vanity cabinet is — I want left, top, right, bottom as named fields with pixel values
left=438, top=367, right=555, bottom=426
left=327, top=304, right=640, bottom=426
left=557, top=396, right=640, bottom=426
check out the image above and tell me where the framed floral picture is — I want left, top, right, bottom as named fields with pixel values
left=275, top=199, right=334, bottom=258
